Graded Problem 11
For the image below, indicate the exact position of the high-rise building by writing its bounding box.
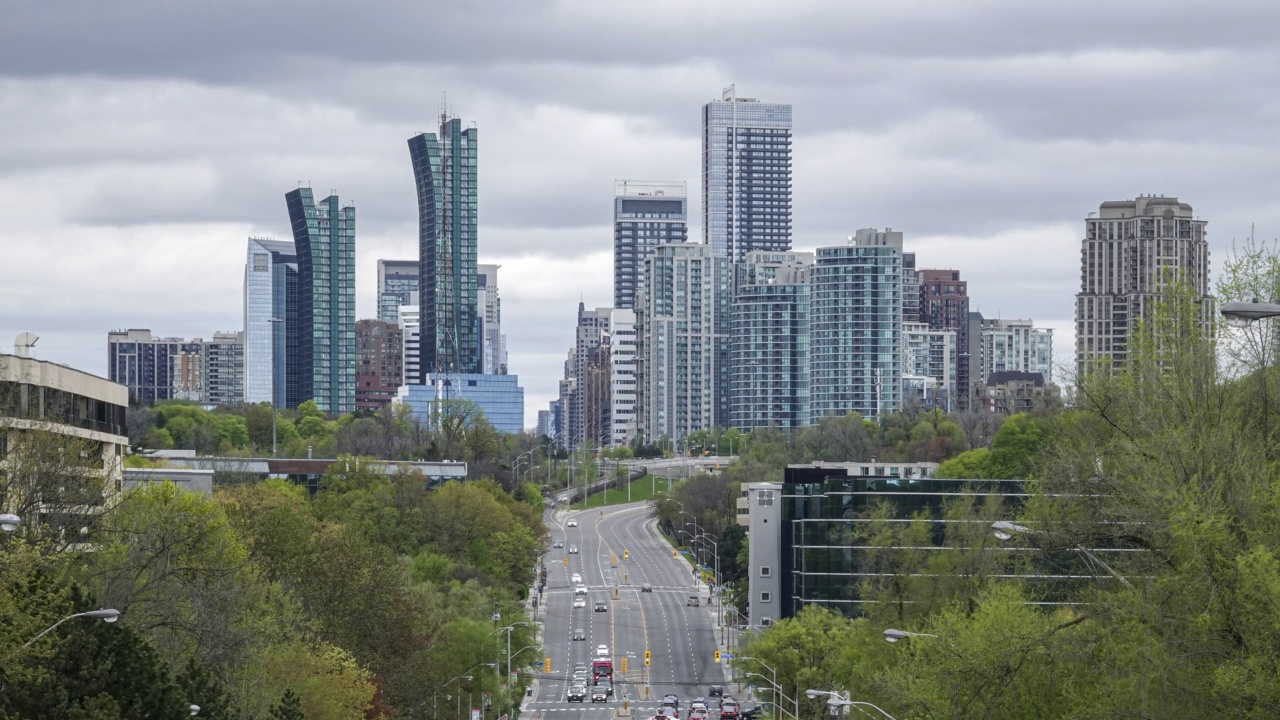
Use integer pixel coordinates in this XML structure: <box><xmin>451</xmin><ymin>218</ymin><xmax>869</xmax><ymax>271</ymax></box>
<box><xmin>556</xmin><ymin>304</ymin><xmax>612</xmax><ymax>450</ymax></box>
<box><xmin>919</xmin><ymin>269</ymin><xmax>971</xmax><ymax>408</ymax></box>
<box><xmin>107</xmin><ymin>329</ymin><xmax>201</xmax><ymax>406</ymax></box>
<box><xmin>409</xmin><ymin>115</ymin><xmax>479</xmax><ymax>380</ymax></box>
<box><xmin>1076</xmin><ymin>195</ymin><xmax>1212</xmax><ymax>377</ymax></box>
<box><xmin>809</xmin><ymin>229</ymin><xmax>903</xmax><ymax>421</ymax></box>
<box><xmin>243</xmin><ymin>237</ymin><xmax>300</xmax><ymax>408</ymax></box>
<box><xmin>582</xmin><ymin>339</ymin><xmax>612</xmax><ymax>450</ymax></box>
<box><xmin>537</xmin><ymin>409</ymin><xmax>553</xmax><ymax>440</ymax></box>
<box><xmin>902</xmin><ymin>252</ymin><xmax>920</xmax><ymax>324</ymax></box>
<box><xmin>477</xmin><ymin>264</ymin><xmax>507</xmax><ymax>375</ymax></box>
<box><xmin>974</xmin><ymin>316</ymin><xmax>1054</xmax><ymax>384</ymax></box>
<box><xmin>377</xmin><ymin>259</ymin><xmax>419</xmax><ymax>324</ymax></box>
<box><xmin>286</xmin><ymin>188</ymin><xmax>356</xmax><ymax>415</ymax></box>
<box><xmin>202</xmin><ymin>331</ymin><xmax>244</xmax><ymax>407</ymax></box>
<box><xmin>702</xmin><ymin>85</ymin><xmax>792</xmax><ymax>261</ymax></box>
<box><xmin>731</xmin><ymin>251</ymin><xmax>813</xmax><ymax>430</ymax></box>
<box><xmin>901</xmin><ymin>322</ymin><xmax>957</xmax><ymax>411</ymax></box>
<box><xmin>613</xmin><ymin>181</ymin><xmax>688</xmax><ymax>309</ymax></box>
<box><xmin>608</xmin><ymin>308</ymin><xmax>639</xmax><ymax>447</ymax></box>
<box><xmin>398</xmin><ymin>300</ymin><xmax>421</xmax><ymax>389</ymax></box>
<box><xmin>636</xmin><ymin>243</ymin><xmax>732</xmax><ymax>441</ymax></box>
<box><xmin>173</xmin><ymin>344</ymin><xmax>202</xmax><ymax>401</ymax></box>
<box><xmin>356</xmin><ymin>319</ymin><xmax>403</xmax><ymax>410</ymax></box>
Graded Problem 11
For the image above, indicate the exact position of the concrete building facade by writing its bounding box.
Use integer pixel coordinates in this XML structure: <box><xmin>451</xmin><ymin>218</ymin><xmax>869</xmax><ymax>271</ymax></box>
<box><xmin>356</xmin><ymin>319</ymin><xmax>403</xmax><ymax>410</ymax></box>
<box><xmin>202</xmin><ymin>331</ymin><xmax>244</xmax><ymax>407</ymax></box>
<box><xmin>614</xmin><ymin>180</ymin><xmax>689</xmax><ymax>309</ymax></box>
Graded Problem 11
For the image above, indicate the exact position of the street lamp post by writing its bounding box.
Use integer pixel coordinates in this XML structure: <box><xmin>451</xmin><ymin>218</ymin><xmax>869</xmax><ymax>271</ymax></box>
<box><xmin>991</xmin><ymin>521</ymin><xmax>1133</xmax><ymax>588</ymax></box>
<box><xmin>22</xmin><ymin>609</ymin><xmax>121</xmax><ymax>649</ymax></box>
<box><xmin>269</xmin><ymin>316</ymin><xmax>283</xmax><ymax>457</ymax></box>
<box><xmin>694</xmin><ymin>533</ymin><xmax>721</xmax><ymax>625</ymax></box>
<box><xmin>0</xmin><ymin>513</ymin><xmax>20</xmax><ymax>532</ymax></box>
<box><xmin>1222</xmin><ymin>299</ymin><xmax>1280</xmax><ymax>452</ymax></box>
<box><xmin>806</xmin><ymin>689</ymin><xmax>898</xmax><ymax>720</ymax></box>
<box><xmin>882</xmin><ymin>628</ymin><xmax>938</xmax><ymax>643</ymax></box>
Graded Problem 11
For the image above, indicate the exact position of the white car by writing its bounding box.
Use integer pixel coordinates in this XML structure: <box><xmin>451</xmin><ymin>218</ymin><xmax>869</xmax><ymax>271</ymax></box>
<box><xmin>573</xmin><ymin>597</ymin><xmax>587</xmax><ymax>609</ymax></box>
<box><xmin>571</xmin><ymin>573</ymin><xmax>582</xmax><ymax>584</ymax></box>
<box><xmin>567</xmin><ymin>519</ymin><xmax>578</xmax><ymax>527</ymax></box>
<box><xmin>575</xmin><ymin>585</ymin><xmax>589</xmax><ymax>595</ymax></box>
<box><xmin>596</xmin><ymin>644</ymin><xmax>609</xmax><ymax>658</ymax></box>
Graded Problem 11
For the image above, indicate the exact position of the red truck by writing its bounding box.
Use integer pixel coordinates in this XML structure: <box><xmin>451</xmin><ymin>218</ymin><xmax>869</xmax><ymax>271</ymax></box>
<box><xmin>592</xmin><ymin>659</ymin><xmax>613</xmax><ymax>684</ymax></box>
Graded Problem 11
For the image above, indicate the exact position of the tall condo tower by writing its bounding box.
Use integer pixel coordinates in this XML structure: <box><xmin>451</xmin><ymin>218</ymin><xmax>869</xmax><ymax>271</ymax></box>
<box><xmin>377</xmin><ymin>259</ymin><xmax>420</xmax><ymax>324</ymax></box>
<box><xmin>731</xmin><ymin>251</ymin><xmax>814</xmax><ymax>430</ymax></box>
<box><xmin>613</xmin><ymin>180</ymin><xmax>688</xmax><ymax>309</ymax></box>
<box><xmin>702</xmin><ymin>85</ymin><xmax>792</xmax><ymax>261</ymax></box>
<box><xmin>1076</xmin><ymin>196</ymin><xmax>1212</xmax><ymax>378</ymax></box>
<box><xmin>243</xmin><ymin>237</ymin><xmax>301</xmax><ymax>408</ymax></box>
<box><xmin>285</xmin><ymin>187</ymin><xmax>357</xmax><ymax>415</ymax></box>
<box><xmin>409</xmin><ymin>115</ymin><xmax>479</xmax><ymax>381</ymax></box>
<box><xmin>810</xmin><ymin>229</ymin><xmax>903</xmax><ymax>421</ymax></box>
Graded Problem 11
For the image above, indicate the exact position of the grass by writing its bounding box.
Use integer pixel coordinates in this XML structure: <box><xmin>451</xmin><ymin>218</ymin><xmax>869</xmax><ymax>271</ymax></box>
<box><xmin>569</xmin><ymin>476</ymin><xmax>667</xmax><ymax>509</ymax></box>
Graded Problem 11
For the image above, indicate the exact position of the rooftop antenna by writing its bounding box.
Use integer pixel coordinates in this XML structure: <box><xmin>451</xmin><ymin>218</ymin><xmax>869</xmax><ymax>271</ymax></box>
<box><xmin>13</xmin><ymin>332</ymin><xmax>38</xmax><ymax>358</ymax></box>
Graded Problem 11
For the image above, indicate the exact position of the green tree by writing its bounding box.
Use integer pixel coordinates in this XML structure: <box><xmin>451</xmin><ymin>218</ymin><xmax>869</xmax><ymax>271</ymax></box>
<box><xmin>214</xmin><ymin>414</ymin><xmax>250</xmax><ymax>449</ymax></box>
<box><xmin>269</xmin><ymin>690</ymin><xmax>304</xmax><ymax>720</ymax></box>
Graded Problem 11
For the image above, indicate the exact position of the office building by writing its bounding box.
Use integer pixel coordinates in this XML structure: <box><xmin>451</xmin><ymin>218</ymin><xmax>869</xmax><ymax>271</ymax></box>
<box><xmin>1076</xmin><ymin>195</ymin><xmax>1212</xmax><ymax>377</ymax></box>
<box><xmin>202</xmin><ymin>331</ymin><xmax>244</xmax><ymax>407</ymax></box>
<box><xmin>731</xmin><ymin>251</ymin><xmax>813</xmax><ymax>430</ymax></box>
<box><xmin>243</xmin><ymin>237</ymin><xmax>301</xmax><ymax>408</ymax></box>
<box><xmin>397</xmin><ymin>374</ymin><xmax>525</xmax><ymax>435</ymax></box>
<box><xmin>974</xmin><ymin>316</ymin><xmax>1054</xmax><ymax>384</ymax></box>
<box><xmin>919</xmin><ymin>269</ymin><xmax>971</xmax><ymax>408</ymax></box>
<box><xmin>409</xmin><ymin>115</ymin><xmax>480</xmax><ymax>380</ymax></box>
<box><xmin>636</xmin><ymin>243</ymin><xmax>732</xmax><ymax>441</ymax></box>
<box><xmin>107</xmin><ymin>329</ymin><xmax>201</xmax><ymax>406</ymax></box>
<box><xmin>614</xmin><ymin>180</ymin><xmax>689</xmax><ymax>309</ymax></box>
<box><xmin>556</xmin><ymin>304</ymin><xmax>612</xmax><ymax>450</ymax></box>
<box><xmin>398</xmin><ymin>300</ymin><xmax>421</xmax><ymax>389</ymax></box>
<box><xmin>477</xmin><ymin>264</ymin><xmax>507</xmax><ymax>375</ymax></box>
<box><xmin>702</xmin><ymin>86</ymin><xmax>793</xmax><ymax>261</ymax></box>
<box><xmin>537</xmin><ymin>409</ymin><xmax>553</xmax><ymax>440</ymax></box>
<box><xmin>809</xmin><ymin>229</ymin><xmax>903</xmax><ymax>422</ymax></box>
<box><xmin>901</xmin><ymin>322</ymin><xmax>957</xmax><ymax>411</ymax></box>
<box><xmin>377</xmin><ymin>259</ymin><xmax>419</xmax><ymax>324</ymax></box>
<box><xmin>356</xmin><ymin>319</ymin><xmax>403</xmax><ymax>410</ymax></box>
<box><xmin>286</xmin><ymin>188</ymin><xmax>356</xmax><ymax>415</ymax></box>
<box><xmin>2</xmin><ymin>341</ymin><xmax>129</xmax><ymax>519</ymax></box>
<box><xmin>582</xmin><ymin>339</ymin><xmax>612</xmax><ymax>449</ymax></box>
<box><xmin>608</xmin><ymin>308</ymin><xmax>639</xmax><ymax>447</ymax></box>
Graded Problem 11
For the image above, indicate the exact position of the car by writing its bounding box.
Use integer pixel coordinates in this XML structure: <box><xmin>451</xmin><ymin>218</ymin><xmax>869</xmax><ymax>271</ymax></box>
<box><xmin>662</xmin><ymin>694</ymin><xmax>679</xmax><ymax>709</ymax></box>
<box><xmin>568</xmin><ymin>685</ymin><xmax>586</xmax><ymax>703</ymax></box>
<box><xmin>691</xmin><ymin>699</ymin><xmax>708</xmax><ymax>713</ymax></box>
<box><xmin>573</xmin><ymin>628</ymin><xmax>586</xmax><ymax>641</ymax></box>
<box><xmin>690</xmin><ymin>713</ymin><xmax>707</xmax><ymax>720</ymax></box>
<box><xmin>720</xmin><ymin>703</ymin><xmax>740</xmax><ymax>719</ymax></box>
<box><xmin>591</xmin><ymin>686</ymin><xmax>609</xmax><ymax>703</ymax></box>
<box><xmin>688</xmin><ymin>595</ymin><xmax>701</xmax><ymax>607</ymax></box>
<box><xmin>571</xmin><ymin>573</ymin><xmax>583</xmax><ymax>584</ymax></box>
<box><xmin>573</xmin><ymin>597</ymin><xmax>586</xmax><ymax>608</ymax></box>
<box><xmin>656</xmin><ymin>708</ymin><xmax>679</xmax><ymax>720</ymax></box>
<box><xmin>594</xmin><ymin>601</ymin><xmax>608</xmax><ymax>612</ymax></box>
<box><xmin>553</xmin><ymin>540</ymin><xmax>564</xmax><ymax>548</ymax></box>
<box><xmin>740</xmin><ymin>706</ymin><xmax>762</xmax><ymax>720</ymax></box>
<box><xmin>720</xmin><ymin>696</ymin><xmax>739</xmax><ymax>710</ymax></box>
<box><xmin>575</xmin><ymin>585</ymin><xmax>589</xmax><ymax>595</ymax></box>
<box><xmin>569</xmin><ymin>546</ymin><xmax>579</xmax><ymax>554</ymax></box>
<box><xmin>573</xmin><ymin>672</ymin><xmax>589</xmax><ymax>685</ymax></box>
<box><xmin>567</xmin><ymin>519</ymin><xmax>578</xmax><ymax>527</ymax></box>
<box><xmin>596</xmin><ymin>644</ymin><xmax>610</xmax><ymax>658</ymax></box>
<box><xmin>641</xmin><ymin>583</ymin><xmax>653</xmax><ymax>593</ymax></box>
<box><xmin>709</xmin><ymin>686</ymin><xmax>724</xmax><ymax>698</ymax></box>
<box><xmin>597</xmin><ymin>680</ymin><xmax>614</xmax><ymax>697</ymax></box>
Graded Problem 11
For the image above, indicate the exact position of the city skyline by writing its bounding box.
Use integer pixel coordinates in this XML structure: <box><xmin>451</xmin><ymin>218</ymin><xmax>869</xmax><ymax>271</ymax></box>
<box><xmin>7</xmin><ymin>1</ymin><xmax>1278</xmax><ymax>426</ymax></box>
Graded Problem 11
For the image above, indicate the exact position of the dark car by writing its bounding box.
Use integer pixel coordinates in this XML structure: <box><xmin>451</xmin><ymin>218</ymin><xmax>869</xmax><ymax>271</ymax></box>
<box><xmin>708</xmin><ymin>686</ymin><xmax>724</xmax><ymax>698</ymax></box>
<box><xmin>662</xmin><ymin>694</ymin><xmax>679</xmax><ymax>707</ymax></box>
<box><xmin>740</xmin><ymin>706</ymin><xmax>762</xmax><ymax>720</ymax></box>
<box><xmin>591</xmin><ymin>686</ymin><xmax>609</xmax><ymax>703</ymax></box>
<box><xmin>720</xmin><ymin>703</ymin><xmax>740</xmax><ymax>720</ymax></box>
<box><xmin>641</xmin><ymin>583</ymin><xmax>653</xmax><ymax>592</ymax></box>
<box><xmin>568</xmin><ymin>685</ymin><xmax>586</xmax><ymax>703</ymax></box>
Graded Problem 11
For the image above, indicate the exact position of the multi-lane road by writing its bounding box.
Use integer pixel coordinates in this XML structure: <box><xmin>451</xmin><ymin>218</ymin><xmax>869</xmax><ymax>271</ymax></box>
<box><xmin>527</xmin><ymin>502</ymin><xmax>726</xmax><ymax>719</ymax></box>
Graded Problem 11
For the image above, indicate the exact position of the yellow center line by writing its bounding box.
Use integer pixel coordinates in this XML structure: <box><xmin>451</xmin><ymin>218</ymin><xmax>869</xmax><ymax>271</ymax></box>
<box><xmin>593</xmin><ymin>505</ymin><xmax>650</xmax><ymax>701</ymax></box>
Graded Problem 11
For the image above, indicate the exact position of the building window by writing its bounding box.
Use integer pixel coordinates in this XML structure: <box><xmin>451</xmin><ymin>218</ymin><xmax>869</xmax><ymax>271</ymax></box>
<box><xmin>760</xmin><ymin>591</ymin><xmax>772</xmax><ymax>603</ymax></box>
<box><xmin>760</xmin><ymin>566</ymin><xmax>771</xmax><ymax>577</ymax></box>
<box><xmin>761</xmin><ymin>617</ymin><xmax>773</xmax><ymax>628</ymax></box>
<box><xmin>757</xmin><ymin>489</ymin><xmax>774</xmax><ymax>506</ymax></box>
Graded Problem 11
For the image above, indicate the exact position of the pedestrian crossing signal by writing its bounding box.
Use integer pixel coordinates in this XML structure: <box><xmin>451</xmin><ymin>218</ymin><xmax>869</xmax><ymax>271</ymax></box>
<box><xmin>715</xmin><ymin>650</ymin><xmax>721</xmax><ymax>663</ymax></box>
<box><xmin>644</xmin><ymin>650</ymin><xmax>651</xmax><ymax>666</ymax></box>
<box><xmin>545</xmin><ymin>657</ymin><xmax>551</xmax><ymax>673</ymax></box>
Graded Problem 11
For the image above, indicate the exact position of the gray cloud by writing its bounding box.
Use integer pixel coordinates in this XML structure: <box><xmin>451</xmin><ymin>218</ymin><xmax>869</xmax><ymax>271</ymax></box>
<box><xmin>3</xmin><ymin>0</ymin><xmax>1279</xmax><ymax>423</ymax></box>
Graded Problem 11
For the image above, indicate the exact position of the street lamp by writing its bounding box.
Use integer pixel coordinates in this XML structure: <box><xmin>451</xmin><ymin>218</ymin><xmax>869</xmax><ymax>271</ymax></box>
<box><xmin>269</xmin><ymin>317</ymin><xmax>284</xmax><ymax>457</ymax></box>
<box><xmin>497</xmin><ymin>623</ymin><xmax>530</xmax><ymax>684</ymax></box>
<box><xmin>991</xmin><ymin>521</ymin><xmax>1133</xmax><ymax>589</ymax></box>
<box><xmin>805</xmin><ymin>690</ymin><xmax>898</xmax><ymax>720</ymax></box>
<box><xmin>882</xmin><ymin>628</ymin><xmax>937</xmax><ymax>643</ymax></box>
<box><xmin>23</xmin><ymin>609</ymin><xmax>121</xmax><ymax>648</ymax></box>
<box><xmin>742</xmin><ymin>671</ymin><xmax>799</xmax><ymax>720</ymax></box>
<box><xmin>0</xmin><ymin>513</ymin><xmax>20</xmax><ymax>532</ymax></box>
<box><xmin>1221</xmin><ymin>299</ymin><xmax>1280</xmax><ymax>452</ymax></box>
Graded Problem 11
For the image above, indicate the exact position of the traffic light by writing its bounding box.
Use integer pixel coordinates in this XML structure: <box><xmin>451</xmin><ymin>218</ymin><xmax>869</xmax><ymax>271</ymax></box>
<box><xmin>673</xmin><ymin>550</ymin><xmax>678</xmax><ymax>558</ymax></box>
<box><xmin>644</xmin><ymin>650</ymin><xmax>651</xmax><ymax>666</ymax></box>
<box><xmin>544</xmin><ymin>657</ymin><xmax>552</xmax><ymax>673</ymax></box>
<box><xmin>624</xmin><ymin>550</ymin><xmax>629</xmax><ymax>560</ymax></box>
<box><xmin>621</xmin><ymin>657</ymin><xmax>629</xmax><ymax>672</ymax></box>
<box><xmin>714</xmin><ymin>650</ymin><xmax>721</xmax><ymax>663</ymax></box>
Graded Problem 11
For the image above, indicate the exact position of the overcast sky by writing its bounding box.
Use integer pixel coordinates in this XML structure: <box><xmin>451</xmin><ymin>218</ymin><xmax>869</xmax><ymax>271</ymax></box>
<box><xmin>4</xmin><ymin>0</ymin><xmax>1278</xmax><ymax>427</ymax></box>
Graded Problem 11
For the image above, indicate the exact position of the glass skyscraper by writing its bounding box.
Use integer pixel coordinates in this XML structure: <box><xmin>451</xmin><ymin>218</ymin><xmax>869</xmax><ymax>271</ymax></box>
<box><xmin>377</xmin><ymin>259</ymin><xmax>419</xmax><ymax>324</ymax></box>
<box><xmin>286</xmin><ymin>188</ymin><xmax>356</xmax><ymax>415</ymax></box>
<box><xmin>613</xmin><ymin>180</ymin><xmax>688</xmax><ymax>309</ymax></box>
<box><xmin>731</xmin><ymin>251</ymin><xmax>813</xmax><ymax>430</ymax></box>
<box><xmin>243</xmin><ymin>237</ymin><xmax>301</xmax><ymax>408</ymax></box>
<box><xmin>409</xmin><ymin>115</ymin><xmax>479</xmax><ymax>380</ymax></box>
<box><xmin>702</xmin><ymin>86</ymin><xmax>792</xmax><ymax>261</ymax></box>
<box><xmin>810</xmin><ymin>229</ymin><xmax>903</xmax><ymax>421</ymax></box>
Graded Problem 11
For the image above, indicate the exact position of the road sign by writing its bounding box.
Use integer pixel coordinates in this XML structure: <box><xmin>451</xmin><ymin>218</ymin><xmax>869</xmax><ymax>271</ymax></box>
<box><xmin>715</xmin><ymin>650</ymin><xmax>721</xmax><ymax>663</ymax></box>
<box><xmin>544</xmin><ymin>657</ymin><xmax>552</xmax><ymax>672</ymax></box>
